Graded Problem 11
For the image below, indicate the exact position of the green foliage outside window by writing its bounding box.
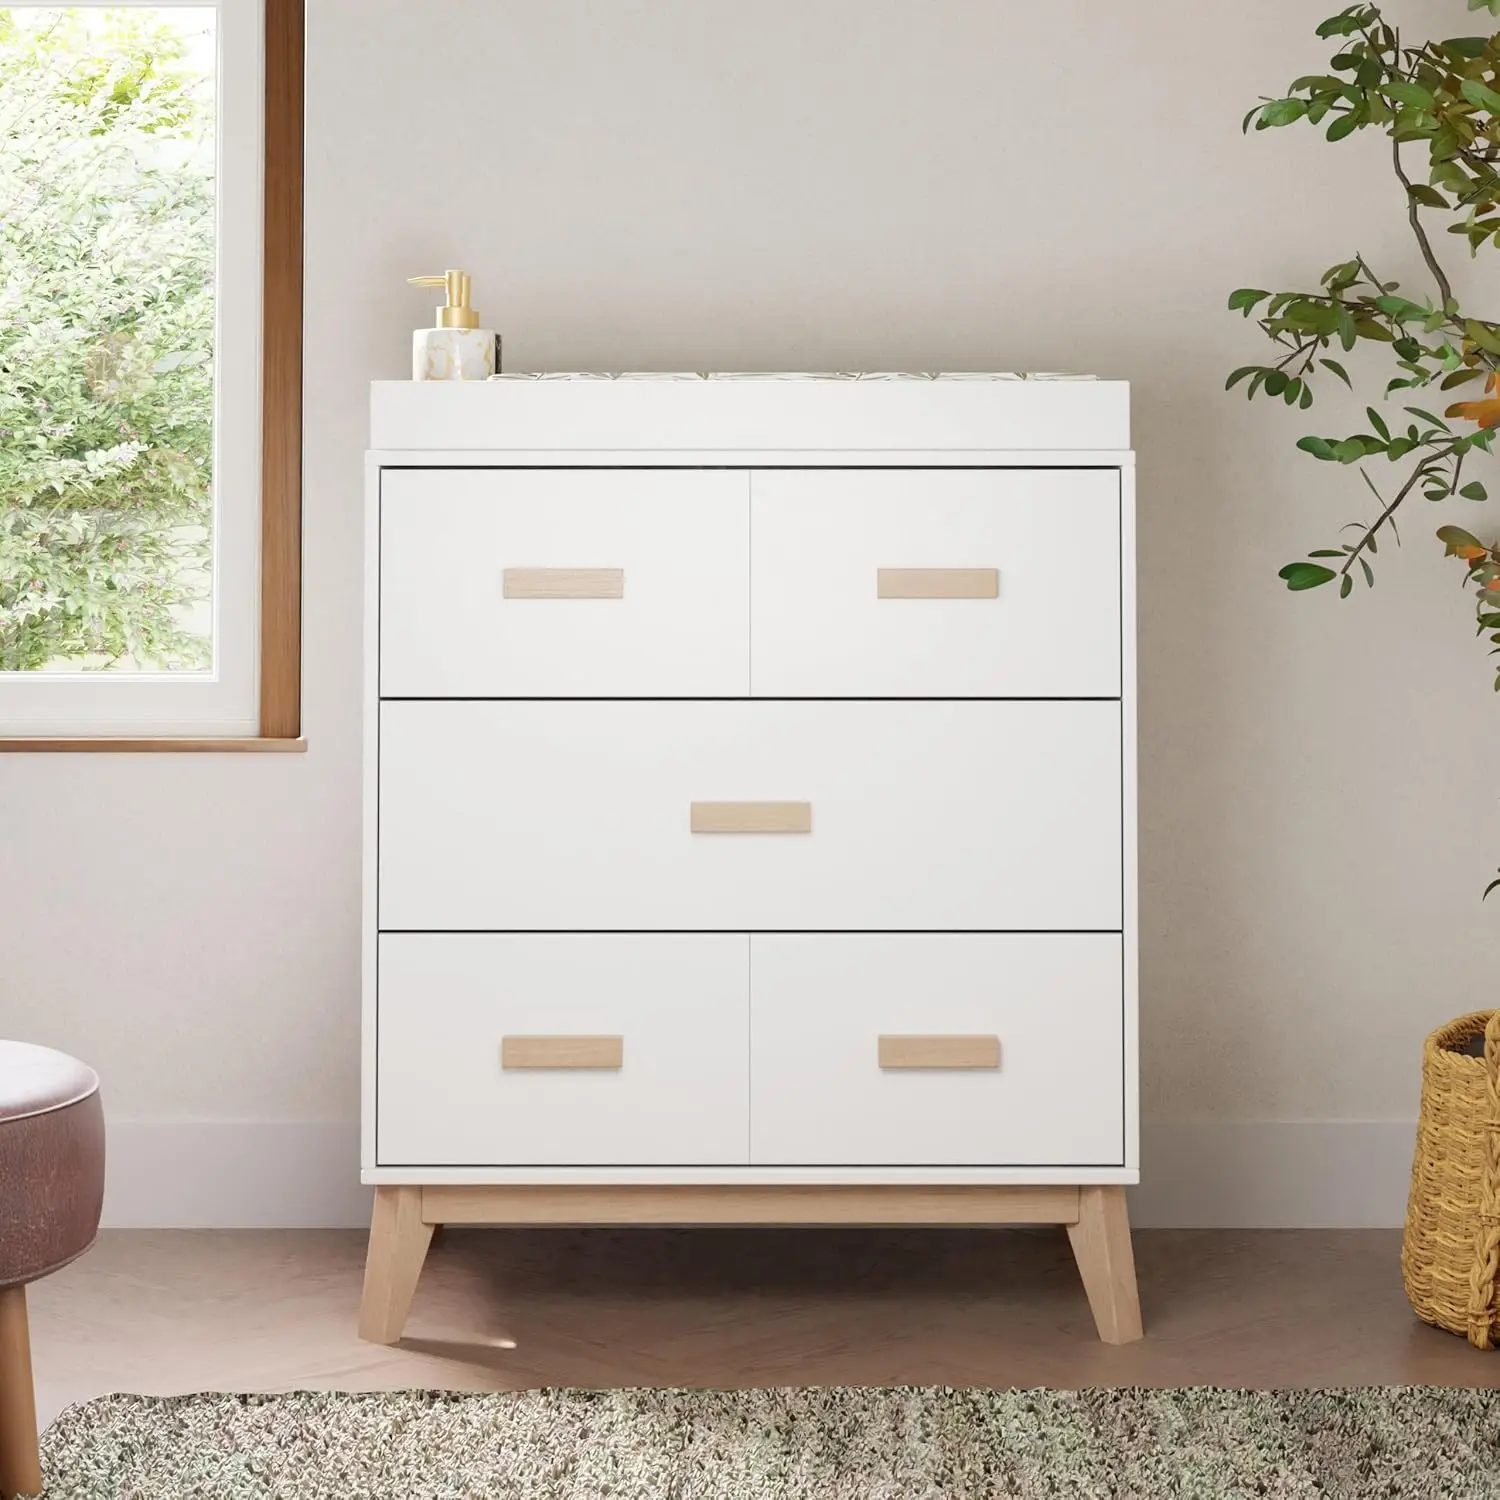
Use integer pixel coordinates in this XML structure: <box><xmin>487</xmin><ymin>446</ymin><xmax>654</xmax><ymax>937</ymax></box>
<box><xmin>0</xmin><ymin>8</ymin><xmax>215</xmax><ymax>672</ymax></box>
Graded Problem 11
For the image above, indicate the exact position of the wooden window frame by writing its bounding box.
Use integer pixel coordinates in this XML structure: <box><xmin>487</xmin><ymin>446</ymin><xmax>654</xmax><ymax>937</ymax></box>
<box><xmin>0</xmin><ymin>0</ymin><xmax>304</xmax><ymax>754</ymax></box>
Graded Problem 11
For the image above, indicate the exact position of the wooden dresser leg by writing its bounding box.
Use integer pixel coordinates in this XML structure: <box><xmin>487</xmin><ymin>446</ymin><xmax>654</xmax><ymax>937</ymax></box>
<box><xmin>0</xmin><ymin>1285</ymin><xmax>41</xmax><ymax>1500</ymax></box>
<box><xmin>358</xmin><ymin>1186</ymin><xmax>434</xmax><ymax>1345</ymax></box>
<box><xmin>1066</xmin><ymin>1185</ymin><xmax>1143</xmax><ymax>1345</ymax></box>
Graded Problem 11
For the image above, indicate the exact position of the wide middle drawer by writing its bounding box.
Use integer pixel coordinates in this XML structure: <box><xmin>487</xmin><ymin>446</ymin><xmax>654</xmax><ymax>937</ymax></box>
<box><xmin>378</xmin><ymin>700</ymin><xmax>1123</xmax><ymax>930</ymax></box>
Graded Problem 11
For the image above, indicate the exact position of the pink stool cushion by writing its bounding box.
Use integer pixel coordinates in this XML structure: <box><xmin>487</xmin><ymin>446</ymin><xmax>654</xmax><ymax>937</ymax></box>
<box><xmin>0</xmin><ymin>1042</ymin><xmax>105</xmax><ymax>1289</ymax></box>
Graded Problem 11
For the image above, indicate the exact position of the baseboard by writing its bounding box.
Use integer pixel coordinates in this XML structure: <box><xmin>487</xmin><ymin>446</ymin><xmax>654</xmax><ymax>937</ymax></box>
<box><xmin>1131</xmin><ymin>1120</ymin><xmax>1414</xmax><ymax>1229</ymax></box>
<box><xmin>102</xmin><ymin>1120</ymin><xmax>373</xmax><ymax>1229</ymax></box>
<box><xmin>99</xmin><ymin>1119</ymin><xmax>1416</xmax><ymax>1229</ymax></box>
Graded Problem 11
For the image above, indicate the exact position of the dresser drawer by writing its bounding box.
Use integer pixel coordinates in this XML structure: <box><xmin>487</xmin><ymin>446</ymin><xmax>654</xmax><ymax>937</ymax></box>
<box><xmin>749</xmin><ymin>934</ymin><xmax>1124</xmax><ymax>1165</ymax></box>
<box><xmin>750</xmin><ymin>469</ymin><xmax>1120</xmax><ymax>697</ymax></box>
<box><xmin>379</xmin><ymin>469</ymin><xmax>749</xmax><ymax>697</ymax></box>
<box><xmin>378</xmin><ymin>700</ymin><xmax>1123</xmax><ymax>931</ymax></box>
<box><xmin>376</xmin><ymin>934</ymin><xmax>749</xmax><ymax>1165</ymax></box>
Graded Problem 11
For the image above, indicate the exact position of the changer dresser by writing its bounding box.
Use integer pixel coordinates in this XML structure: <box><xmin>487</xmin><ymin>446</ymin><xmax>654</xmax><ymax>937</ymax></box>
<box><xmin>360</xmin><ymin>374</ymin><xmax>1141</xmax><ymax>1344</ymax></box>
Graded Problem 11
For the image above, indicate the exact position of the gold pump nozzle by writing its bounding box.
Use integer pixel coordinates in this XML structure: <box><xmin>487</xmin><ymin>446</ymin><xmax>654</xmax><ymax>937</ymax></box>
<box><xmin>408</xmin><ymin>270</ymin><xmax>479</xmax><ymax>330</ymax></box>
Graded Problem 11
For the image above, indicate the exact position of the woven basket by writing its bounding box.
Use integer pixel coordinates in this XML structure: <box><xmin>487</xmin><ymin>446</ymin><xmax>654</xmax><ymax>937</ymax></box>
<box><xmin>1402</xmin><ymin>1010</ymin><xmax>1500</xmax><ymax>1348</ymax></box>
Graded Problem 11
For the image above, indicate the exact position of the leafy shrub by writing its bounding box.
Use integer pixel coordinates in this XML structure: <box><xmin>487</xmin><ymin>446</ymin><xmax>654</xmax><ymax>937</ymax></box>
<box><xmin>0</xmin><ymin>7</ymin><xmax>215</xmax><ymax>672</ymax></box>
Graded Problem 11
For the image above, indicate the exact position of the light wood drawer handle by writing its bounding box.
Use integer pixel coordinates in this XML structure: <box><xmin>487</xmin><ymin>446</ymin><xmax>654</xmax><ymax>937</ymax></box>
<box><xmin>690</xmin><ymin>801</ymin><xmax>812</xmax><ymax>834</ymax></box>
<box><xmin>502</xmin><ymin>568</ymin><xmax>624</xmax><ymax>600</ymax></box>
<box><xmin>878</xmin><ymin>1035</ymin><xmax>1001</xmax><ymax>1070</ymax></box>
<box><xmin>501</xmin><ymin>1036</ymin><xmax>624</xmax><ymax>1070</ymax></box>
<box><xmin>877</xmin><ymin>568</ymin><xmax>998</xmax><ymax>599</ymax></box>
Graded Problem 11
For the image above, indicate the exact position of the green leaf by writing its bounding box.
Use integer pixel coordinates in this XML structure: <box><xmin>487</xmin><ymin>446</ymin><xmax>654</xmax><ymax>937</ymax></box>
<box><xmin>1438</xmin><ymin>524</ymin><xmax>1485</xmax><ymax>552</ymax></box>
<box><xmin>1228</xmin><ymin>288</ymin><xmax>1270</xmax><ymax>314</ymax></box>
<box><xmin>1300</xmin><ymin>385</ymin><xmax>1315</xmax><ymax>409</ymax></box>
<box><xmin>1460</xmin><ymin>77</ymin><xmax>1500</xmax><ymax>113</ymax></box>
<box><xmin>1317</xmin><ymin>13</ymin><xmax>1366</xmax><ymax>36</ymax></box>
<box><xmin>1264</xmin><ymin>370</ymin><xmax>1289</xmax><ymax>397</ymax></box>
<box><xmin>1360</xmin><ymin>556</ymin><xmax>1375</xmax><ymax>587</ymax></box>
<box><xmin>1297</xmin><ymin>435</ymin><xmax>1338</xmax><ymax>460</ymax></box>
<box><xmin>1405</xmin><ymin>406</ymin><xmax>1453</xmax><ymax>429</ymax></box>
<box><xmin>1326</xmin><ymin>111</ymin><xmax>1361</xmax><ymax>141</ymax></box>
<box><xmin>1407</xmin><ymin>183</ymin><xmax>1449</xmax><ymax>209</ymax></box>
<box><xmin>1226</xmin><ymin>365</ymin><xmax>1260</xmax><ymax>391</ymax></box>
<box><xmin>1377</xmin><ymin>294</ymin><xmax>1429</xmax><ymax>322</ymax></box>
<box><xmin>1259</xmin><ymin>97</ymin><xmax>1308</xmax><ymax>128</ymax></box>
<box><xmin>1279</xmin><ymin>561</ymin><xmax>1338</xmax><ymax>591</ymax></box>
<box><xmin>1321</xmin><ymin>258</ymin><xmax>1362</xmax><ymax>289</ymax></box>
<box><xmin>1333</xmin><ymin>438</ymin><xmax>1367</xmax><ymax>463</ymax></box>
<box><xmin>1466</xmin><ymin>319</ymin><xmax>1500</xmax><ymax>355</ymax></box>
<box><xmin>1463</xmin><ymin>481</ymin><xmax>1490</xmax><ymax>500</ymax></box>
<box><xmin>1340</xmin><ymin>574</ymin><xmax>1354</xmax><ymax>598</ymax></box>
<box><xmin>1441</xmin><ymin>368</ymin><xmax>1485</xmax><ymax>390</ymax></box>
<box><xmin>1320</xmin><ymin>358</ymin><xmax>1353</xmax><ymax>387</ymax></box>
<box><xmin>1385</xmin><ymin>79</ymin><xmax>1436</xmax><ymax>109</ymax></box>
<box><xmin>1366</xmin><ymin>406</ymin><xmax>1391</xmax><ymax>441</ymax></box>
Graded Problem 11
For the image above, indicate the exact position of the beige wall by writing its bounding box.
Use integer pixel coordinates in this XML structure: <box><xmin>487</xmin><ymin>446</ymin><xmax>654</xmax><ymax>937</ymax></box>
<box><xmin>4</xmin><ymin>0</ymin><xmax>1487</xmax><ymax>1225</ymax></box>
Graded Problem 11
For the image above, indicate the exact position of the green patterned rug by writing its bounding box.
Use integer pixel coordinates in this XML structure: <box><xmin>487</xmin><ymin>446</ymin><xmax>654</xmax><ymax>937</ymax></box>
<box><xmin>37</xmin><ymin>1386</ymin><xmax>1500</xmax><ymax>1498</ymax></box>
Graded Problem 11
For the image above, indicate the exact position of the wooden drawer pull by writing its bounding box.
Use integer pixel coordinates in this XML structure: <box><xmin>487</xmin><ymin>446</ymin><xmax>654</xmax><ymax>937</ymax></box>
<box><xmin>501</xmin><ymin>1036</ymin><xmax>624</xmax><ymax>1070</ymax></box>
<box><xmin>502</xmin><ymin>568</ymin><xmax>624</xmax><ymax>600</ymax></box>
<box><xmin>690</xmin><ymin>801</ymin><xmax>812</xmax><ymax>834</ymax></box>
<box><xmin>876</xmin><ymin>568</ymin><xmax>998</xmax><ymax>600</ymax></box>
<box><xmin>878</xmin><ymin>1035</ymin><xmax>1000</xmax><ymax>1070</ymax></box>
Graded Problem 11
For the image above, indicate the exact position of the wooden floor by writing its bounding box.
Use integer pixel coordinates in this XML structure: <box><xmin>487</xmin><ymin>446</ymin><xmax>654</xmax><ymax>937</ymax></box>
<box><xmin>25</xmin><ymin>1227</ymin><xmax>1500</xmax><ymax>1428</ymax></box>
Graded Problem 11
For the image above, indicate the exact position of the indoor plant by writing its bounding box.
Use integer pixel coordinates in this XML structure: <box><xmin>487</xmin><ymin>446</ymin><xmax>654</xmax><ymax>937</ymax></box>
<box><xmin>1233</xmin><ymin>1</ymin><xmax>1500</xmax><ymax>694</ymax></box>
<box><xmin>1232</xmin><ymin>0</ymin><xmax>1500</xmax><ymax>1348</ymax></box>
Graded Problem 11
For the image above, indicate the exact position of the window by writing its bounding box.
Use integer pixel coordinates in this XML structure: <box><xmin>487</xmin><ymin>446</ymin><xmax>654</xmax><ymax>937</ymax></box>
<box><xmin>0</xmin><ymin>0</ymin><xmax>301</xmax><ymax>746</ymax></box>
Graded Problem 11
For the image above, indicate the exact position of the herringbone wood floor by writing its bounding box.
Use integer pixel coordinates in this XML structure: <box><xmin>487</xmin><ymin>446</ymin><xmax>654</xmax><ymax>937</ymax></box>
<box><xmin>26</xmin><ymin>1227</ymin><xmax>1500</xmax><ymax>1428</ymax></box>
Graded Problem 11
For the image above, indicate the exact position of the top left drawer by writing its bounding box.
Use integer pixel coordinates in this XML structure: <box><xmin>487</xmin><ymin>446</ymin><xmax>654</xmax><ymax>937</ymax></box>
<box><xmin>379</xmin><ymin>470</ymin><xmax>750</xmax><ymax>697</ymax></box>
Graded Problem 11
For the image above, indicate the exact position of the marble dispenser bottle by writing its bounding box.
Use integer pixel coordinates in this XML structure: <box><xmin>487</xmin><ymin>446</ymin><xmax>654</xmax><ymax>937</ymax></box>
<box><xmin>408</xmin><ymin>270</ymin><xmax>498</xmax><ymax>380</ymax></box>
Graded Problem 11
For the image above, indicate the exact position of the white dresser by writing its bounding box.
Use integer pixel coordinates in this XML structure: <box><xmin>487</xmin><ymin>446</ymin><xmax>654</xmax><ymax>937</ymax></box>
<box><xmin>359</xmin><ymin>375</ymin><xmax>1141</xmax><ymax>1345</ymax></box>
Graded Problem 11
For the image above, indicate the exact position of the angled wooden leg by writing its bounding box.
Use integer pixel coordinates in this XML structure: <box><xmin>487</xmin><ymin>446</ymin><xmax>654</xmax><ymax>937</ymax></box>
<box><xmin>358</xmin><ymin>1186</ymin><xmax>434</xmax><ymax>1345</ymax></box>
<box><xmin>0</xmin><ymin>1285</ymin><xmax>41</xmax><ymax>1500</ymax></box>
<box><xmin>1066</xmin><ymin>1185</ymin><xmax>1143</xmax><ymax>1344</ymax></box>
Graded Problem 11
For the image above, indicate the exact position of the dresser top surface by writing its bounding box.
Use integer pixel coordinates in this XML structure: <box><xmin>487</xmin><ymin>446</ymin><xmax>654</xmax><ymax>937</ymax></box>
<box><xmin>371</xmin><ymin>376</ymin><xmax>1131</xmax><ymax>456</ymax></box>
<box><xmin>485</xmin><ymin>371</ymin><xmax>1101</xmax><ymax>382</ymax></box>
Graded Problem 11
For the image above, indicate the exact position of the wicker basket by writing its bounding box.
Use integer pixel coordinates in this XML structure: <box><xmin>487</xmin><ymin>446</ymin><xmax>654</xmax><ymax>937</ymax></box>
<box><xmin>1403</xmin><ymin>1010</ymin><xmax>1500</xmax><ymax>1348</ymax></box>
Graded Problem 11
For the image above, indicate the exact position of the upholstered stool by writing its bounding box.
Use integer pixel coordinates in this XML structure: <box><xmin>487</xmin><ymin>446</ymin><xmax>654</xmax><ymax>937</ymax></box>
<box><xmin>0</xmin><ymin>1044</ymin><xmax>104</xmax><ymax>1499</ymax></box>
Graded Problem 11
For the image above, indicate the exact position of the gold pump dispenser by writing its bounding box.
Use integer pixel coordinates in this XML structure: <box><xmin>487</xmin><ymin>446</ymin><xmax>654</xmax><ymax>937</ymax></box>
<box><xmin>409</xmin><ymin>270</ymin><xmax>480</xmax><ymax>330</ymax></box>
<box><xmin>407</xmin><ymin>269</ymin><xmax>497</xmax><ymax>379</ymax></box>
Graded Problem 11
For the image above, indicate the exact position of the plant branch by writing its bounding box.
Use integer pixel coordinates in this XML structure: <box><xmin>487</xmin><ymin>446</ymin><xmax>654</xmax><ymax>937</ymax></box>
<box><xmin>1392</xmin><ymin>137</ymin><xmax>1455</xmax><ymax>309</ymax></box>
<box><xmin>1339</xmin><ymin>457</ymin><xmax>1438</xmax><ymax>579</ymax></box>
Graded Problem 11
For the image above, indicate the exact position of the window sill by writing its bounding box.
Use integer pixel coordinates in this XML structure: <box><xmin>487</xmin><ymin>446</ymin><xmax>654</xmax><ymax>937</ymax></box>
<box><xmin>0</xmin><ymin>737</ymin><xmax>307</xmax><ymax>753</ymax></box>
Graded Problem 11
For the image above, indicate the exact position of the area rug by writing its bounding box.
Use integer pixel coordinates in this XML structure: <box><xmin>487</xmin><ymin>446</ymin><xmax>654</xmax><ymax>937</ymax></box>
<box><xmin>36</xmin><ymin>1386</ymin><xmax>1500</xmax><ymax>1499</ymax></box>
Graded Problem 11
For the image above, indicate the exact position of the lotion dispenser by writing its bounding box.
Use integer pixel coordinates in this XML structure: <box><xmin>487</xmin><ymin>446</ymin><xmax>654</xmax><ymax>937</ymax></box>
<box><xmin>408</xmin><ymin>270</ymin><xmax>498</xmax><ymax>380</ymax></box>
